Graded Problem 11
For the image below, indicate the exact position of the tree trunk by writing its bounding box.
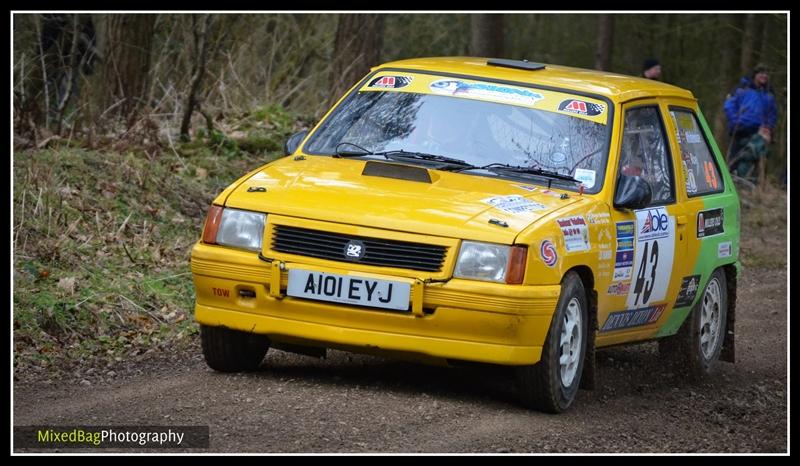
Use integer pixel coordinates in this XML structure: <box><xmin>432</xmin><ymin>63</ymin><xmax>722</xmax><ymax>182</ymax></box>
<box><xmin>739</xmin><ymin>13</ymin><xmax>757</xmax><ymax>77</ymax></box>
<box><xmin>594</xmin><ymin>15</ymin><xmax>614</xmax><ymax>71</ymax></box>
<box><xmin>470</xmin><ymin>14</ymin><xmax>504</xmax><ymax>58</ymax></box>
<box><xmin>102</xmin><ymin>14</ymin><xmax>156</xmax><ymax>124</ymax></box>
<box><xmin>180</xmin><ymin>14</ymin><xmax>212</xmax><ymax>141</ymax></box>
<box><xmin>713</xmin><ymin>15</ymin><xmax>741</xmax><ymax>149</ymax></box>
<box><xmin>330</xmin><ymin>14</ymin><xmax>384</xmax><ymax>104</ymax></box>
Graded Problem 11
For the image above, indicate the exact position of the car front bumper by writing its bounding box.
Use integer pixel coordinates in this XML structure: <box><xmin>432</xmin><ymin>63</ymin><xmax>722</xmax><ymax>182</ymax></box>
<box><xmin>191</xmin><ymin>242</ymin><xmax>561</xmax><ymax>366</ymax></box>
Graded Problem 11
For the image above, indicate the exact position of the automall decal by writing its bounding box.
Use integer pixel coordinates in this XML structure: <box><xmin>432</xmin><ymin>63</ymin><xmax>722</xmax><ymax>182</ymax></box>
<box><xmin>482</xmin><ymin>195</ymin><xmax>546</xmax><ymax>214</ymax></box>
<box><xmin>626</xmin><ymin>208</ymin><xmax>675</xmax><ymax>310</ymax></box>
<box><xmin>675</xmin><ymin>275</ymin><xmax>701</xmax><ymax>307</ymax></box>
<box><xmin>607</xmin><ymin>281</ymin><xmax>631</xmax><ymax>296</ymax></box>
<box><xmin>697</xmin><ymin>208</ymin><xmax>724</xmax><ymax>238</ymax></box>
<box><xmin>540</xmin><ymin>240</ymin><xmax>558</xmax><ymax>267</ymax></box>
<box><xmin>558</xmin><ymin>99</ymin><xmax>605</xmax><ymax>116</ymax></box>
<box><xmin>556</xmin><ymin>216</ymin><xmax>590</xmax><ymax>252</ymax></box>
<box><xmin>368</xmin><ymin>75</ymin><xmax>413</xmax><ymax>89</ymax></box>
<box><xmin>600</xmin><ymin>304</ymin><xmax>667</xmax><ymax>332</ymax></box>
<box><xmin>429</xmin><ymin>79</ymin><xmax>543</xmax><ymax>106</ymax></box>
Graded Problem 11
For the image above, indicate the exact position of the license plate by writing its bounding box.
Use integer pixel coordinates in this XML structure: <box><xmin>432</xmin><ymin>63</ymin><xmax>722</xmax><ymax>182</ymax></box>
<box><xmin>286</xmin><ymin>269</ymin><xmax>411</xmax><ymax>311</ymax></box>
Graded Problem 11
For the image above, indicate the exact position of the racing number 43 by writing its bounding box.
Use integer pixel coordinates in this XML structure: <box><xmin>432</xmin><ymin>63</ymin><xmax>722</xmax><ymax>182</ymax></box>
<box><xmin>633</xmin><ymin>241</ymin><xmax>659</xmax><ymax>306</ymax></box>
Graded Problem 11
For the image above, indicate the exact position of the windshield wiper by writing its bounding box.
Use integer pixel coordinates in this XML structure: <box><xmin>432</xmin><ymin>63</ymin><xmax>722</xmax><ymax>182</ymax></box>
<box><xmin>377</xmin><ymin>150</ymin><xmax>472</xmax><ymax>168</ymax></box>
<box><xmin>333</xmin><ymin>144</ymin><xmax>472</xmax><ymax>168</ymax></box>
<box><xmin>456</xmin><ymin>163</ymin><xmax>580</xmax><ymax>185</ymax></box>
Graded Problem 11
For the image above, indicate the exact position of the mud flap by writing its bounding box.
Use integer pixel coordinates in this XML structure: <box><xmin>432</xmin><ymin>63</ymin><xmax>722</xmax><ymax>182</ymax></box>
<box><xmin>580</xmin><ymin>289</ymin><xmax>598</xmax><ymax>390</ymax></box>
<box><xmin>720</xmin><ymin>266</ymin><xmax>737</xmax><ymax>363</ymax></box>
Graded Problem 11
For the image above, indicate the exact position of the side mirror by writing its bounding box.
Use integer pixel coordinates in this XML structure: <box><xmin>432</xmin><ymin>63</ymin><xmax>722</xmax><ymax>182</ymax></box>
<box><xmin>614</xmin><ymin>175</ymin><xmax>652</xmax><ymax>210</ymax></box>
<box><xmin>284</xmin><ymin>130</ymin><xmax>309</xmax><ymax>155</ymax></box>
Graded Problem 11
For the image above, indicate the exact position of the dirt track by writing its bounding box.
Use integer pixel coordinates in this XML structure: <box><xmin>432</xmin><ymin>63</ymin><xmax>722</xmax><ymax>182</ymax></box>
<box><xmin>13</xmin><ymin>264</ymin><xmax>787</xmax><ymax>453</ymax></box>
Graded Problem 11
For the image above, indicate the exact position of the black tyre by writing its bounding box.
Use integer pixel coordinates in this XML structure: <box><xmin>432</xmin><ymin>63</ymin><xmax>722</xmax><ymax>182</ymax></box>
<box><xmin>201</xmin><ymin>325</ymin><xmax>270</xmax><ymax>372</ymax></box>
<box><xmin>658</xmin><ymin>268</ymin><xmax>728</xmax><ymax>379</ymax></box>
<box><xmin>517</xmin><ymin>272</ymin><xmax>588</xmax><ymax>413</ymax></box>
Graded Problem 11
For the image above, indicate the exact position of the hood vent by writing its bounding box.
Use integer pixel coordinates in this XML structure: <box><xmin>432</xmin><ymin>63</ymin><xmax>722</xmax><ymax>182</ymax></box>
<box><xmin>362</xmin><ymin>161</ymin><xmax>432</xmax><ymax>183</ymax></box>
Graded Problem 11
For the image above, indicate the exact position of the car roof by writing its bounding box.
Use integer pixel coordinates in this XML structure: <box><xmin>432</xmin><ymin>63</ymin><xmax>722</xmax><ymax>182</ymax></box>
<box><xmin>375</xmin><ymin>57</ymin><xmax>696</xmax><ymax>103</ymax></box>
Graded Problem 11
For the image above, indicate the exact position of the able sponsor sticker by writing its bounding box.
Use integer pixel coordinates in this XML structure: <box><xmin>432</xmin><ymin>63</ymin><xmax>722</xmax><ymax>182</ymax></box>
<box><xmin>482</xmin><ymin>195</ymin><xmax>546</xmax><ymax>214</ymax></box>
<box><xmin>675</xmin><ymin>275</ymin><xmax>701</xmax><ymax>307</ymax></box>
<box><xmin>600</xmin><ymin>304</ymin><xmax>667</xmax><ymax>332</ymax></box>
<box><xmin>697</xmin><ymin>208</ymin><xmax>724</xmax><ymax>238</ymax></box>
<box><xmin>556</xmin><ymin>216</ymin><xmax>590</xmax><ymax>252</ymax></box>
<box><xmin>637</xmin><ymin>208</ymin><xmax>670</xmax><ymax>242</ymax></box>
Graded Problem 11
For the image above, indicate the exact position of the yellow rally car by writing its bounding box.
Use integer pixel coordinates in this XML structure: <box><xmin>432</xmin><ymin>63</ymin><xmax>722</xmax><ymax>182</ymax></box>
<box><xmin>191</xmin><ymin>57</ymin><xmax>740</xmax><ymax>412</ymax></box>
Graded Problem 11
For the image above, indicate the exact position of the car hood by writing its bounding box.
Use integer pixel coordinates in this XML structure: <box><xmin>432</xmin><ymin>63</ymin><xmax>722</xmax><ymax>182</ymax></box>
<box><xmin>224</xmin><ymin>156</ymin><xmax>583</xmax><ymax>243</ymax></box>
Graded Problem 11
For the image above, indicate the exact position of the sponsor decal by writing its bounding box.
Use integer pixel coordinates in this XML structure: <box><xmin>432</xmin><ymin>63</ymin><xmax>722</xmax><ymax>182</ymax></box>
<box><xmin>587</xmin><ymin>212</ymin><xmax>611</xmax><ymax>224</ymax></box>
<box><xmin>697</xmin><ymin>208</ymin><xmax>724</xmax><ymax>238</ymax></box>
<box><xmin>513</xmin><ymin>184</ymin><xmax>537</xmax><ymax>192</ymax></box>
<box><xmin>368</xmin><ymin>75</ymin><xmax>412</xmax><ymax>89</ymax></box>
<box><xmin>574</xmin><ymin>168</ymin><xmax>596</xmax><ymax>189</ymax></box>
<box><xmin>599</xmin><ymin>249</ymin><xmax>613</xmax><ymax>261</ymax></box>
<box><xmin>598</xmin><ymin>227</ymin><xmax>613</xmax><ymax>241</ymax></box>
<box><xmin>558</xmin><ymin>99</ymin><xmax>605</xmax><ymax>116</ymax></box>
<box><xmin>675</xmin><ymin>275</ymin><xmax>701</xmax><ymax>307</ymax></box>
<box><xmin>607</xmin><ymin>282</ymin><xmax>631</xmax><ymax>296</ymax></box>
<box><xmin>682</xmin><ymin>159</ymin><xmax>698</xmax><ymax>194</ymax></box>
<box><xmin>540</xmin><ymin>189</ymin><xmax>564</xmax><ymax>198</ymax></box>
<box><xmin>718</xmin><ymin>241</ymin><xmax>732</xmax><ymax>258</ymax></box>
<box><xmin>540</xmin><ymin>240</ymin><xmax>558</xmax><ymax>267</ymax></box>
<box><xmin>598</xmin><ymin>270</ymin><xmax>612</xmax><ymax>279</ymax></box>
<box><xmin>685</xmin><ymin>132</ymin><xmax>703</xmax><ymax>144</ymax></box>
<box><xmin>556</xmin><ymin>216</ymin><xmax>590</xmax><ymax>252</ymax></box>
<box><xmin>613</xmin><ymin>221</ymin><xmax>635</xmax><ymax>281</ymax></box>
<box><xmin>429</xmin><ymin>79</ymin><xmax>543</xmax><ymax>107</ymax></box>
<box><xmin>482</xmin><ymin>195</ymin><xmax>546</xmax><ymax>214</ymax></box>
<box><xmin>627</xmin><ymin>209</ymin><xmax>675</xmax><ymax>309</ymax></box>
<box><xmin>617</xmin><ymin>237</ymin><xmax>634</xmax><ymax>251</ymax></box>
<box><xmin>637</xmin><ymin>208</ymin><xmax>670</xmax><ymax>242</ymax></box>
<box><xmin>615</xmin><ymin>250</ymin><xmax>634</xmax><ymax>268</ymax></box>
<box><xmin>600</xmin><ymin>304</ymin><xmax>667</xmax><ymax>332</ymax></box>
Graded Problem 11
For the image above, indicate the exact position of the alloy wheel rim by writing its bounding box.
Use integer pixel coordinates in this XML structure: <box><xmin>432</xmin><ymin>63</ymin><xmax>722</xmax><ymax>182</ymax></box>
<box><xmin>559</xmin><ymin>298</ymin><xmax>582</xmax><ymax>387</ymax></box>
<box><xmin>700</xmin><ymin>277</ymin><xmax>722</xmax><ymax>360</ymax></box>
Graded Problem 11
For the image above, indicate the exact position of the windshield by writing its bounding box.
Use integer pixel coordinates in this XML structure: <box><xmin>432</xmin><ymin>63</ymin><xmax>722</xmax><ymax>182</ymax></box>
<box><xmin>304</xmin><ymin>75</ymin><xmax>611</xmax><ymax>193</ymax></box>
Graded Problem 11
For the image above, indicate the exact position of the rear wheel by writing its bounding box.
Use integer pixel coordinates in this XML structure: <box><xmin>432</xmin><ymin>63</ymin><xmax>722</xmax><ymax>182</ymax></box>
<box><xmin>659</xmin><ymin>268</ymin><xmax>728</xmax><ymax>378</ymax></box>
<box><xmin>517</xmin><ymin>272</ymin><xmax>588</xmax><ymax>413</ymax></box>
<box><xmin>201</xmin><ymin>325</ymin><xmax>270</xmax><ymax>372</ymax></box>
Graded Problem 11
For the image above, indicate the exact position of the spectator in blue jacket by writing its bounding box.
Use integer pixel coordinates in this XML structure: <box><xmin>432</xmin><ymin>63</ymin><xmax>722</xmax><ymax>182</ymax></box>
<box><xmin>723</xmin><ymin>63</ymin><xmax>778</xmax><ymax>177</ymax></box>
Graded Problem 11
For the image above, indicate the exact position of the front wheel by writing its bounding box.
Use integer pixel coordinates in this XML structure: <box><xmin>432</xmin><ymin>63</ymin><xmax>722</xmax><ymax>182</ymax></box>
<box><xmin>201</xmin><ymin>325</ymin><xmax>270</xmax><ymax>372</ymax></box>
<box><xmin>517</xmin><ymin>272</ymin><xmax>588</xmax><ymax>413</ymax></box>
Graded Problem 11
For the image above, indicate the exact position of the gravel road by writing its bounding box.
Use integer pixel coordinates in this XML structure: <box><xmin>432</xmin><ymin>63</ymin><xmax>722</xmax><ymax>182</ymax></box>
<box><xmin>14</xmin><ymin>264</ymin><xmax>787</xmax><ymax>453</ymax></box>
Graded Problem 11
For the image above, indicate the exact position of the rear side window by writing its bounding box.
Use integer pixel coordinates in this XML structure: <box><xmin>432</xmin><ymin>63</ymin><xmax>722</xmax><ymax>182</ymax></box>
<box><xmin>669</xmin><ymin>109</ymin><xmax>724</xmax><ymax>196</ymax></box>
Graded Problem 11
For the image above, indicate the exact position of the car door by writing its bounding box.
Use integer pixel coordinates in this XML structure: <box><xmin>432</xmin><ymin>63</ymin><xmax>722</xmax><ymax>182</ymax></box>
<box><xmin>598</xmin><ymin>100</ymin><xmax>689</xmax><ymax>346</ymax></box>
<box><xmin>654</xmin><ymin>100</ymin><xmax>739</xmax><ymax>338</ymax></box>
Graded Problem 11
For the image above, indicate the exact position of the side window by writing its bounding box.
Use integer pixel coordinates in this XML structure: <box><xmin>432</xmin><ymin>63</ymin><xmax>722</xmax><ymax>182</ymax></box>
<box><xmin>669</xmin><ymin>109</ymin><xmax>724</xmax><ymax>196</ymax></box>
<box><xmin>618</xmin><ymin>106</ymin><xmax>675</xmax><ymax>204</ymax></box>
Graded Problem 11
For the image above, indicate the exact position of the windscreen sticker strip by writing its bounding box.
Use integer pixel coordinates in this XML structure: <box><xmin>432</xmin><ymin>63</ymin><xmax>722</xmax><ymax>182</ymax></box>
<box><xmin>359</xmin><ymin>72</ymin><xmax>609</xmax><ymax>125</ymax></box>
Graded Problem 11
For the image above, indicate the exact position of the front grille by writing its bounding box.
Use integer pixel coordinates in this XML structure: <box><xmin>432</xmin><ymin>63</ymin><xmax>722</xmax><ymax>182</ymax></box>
<box><xmin>272</xmin><ymin>225</ymin><xmax>447</xmax><ymax>272</ymax></box>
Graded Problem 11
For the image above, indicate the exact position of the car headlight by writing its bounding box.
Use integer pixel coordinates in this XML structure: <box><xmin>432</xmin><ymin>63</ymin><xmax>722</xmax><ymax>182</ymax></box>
<box><xmin>454</xmin><ymin>241</ymin><xmax>510</xmax><ymax>283</ymax></box>
<box><xmin>215</xmin><ymin>208</ymin><xmax>266</xmax><ymax>251</ymax></box>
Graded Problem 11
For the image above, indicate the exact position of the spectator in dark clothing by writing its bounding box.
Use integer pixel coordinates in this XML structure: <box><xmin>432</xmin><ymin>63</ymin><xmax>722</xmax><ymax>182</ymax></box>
<box><xmin>723</xmin><ymin>63</ymin><xmax>778</xmax><ymax>179</ymax></box>
<box><xmin>642</xmin><ymin>58</ymin><xmax>661</xmax><ymax>80</ymax></box>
